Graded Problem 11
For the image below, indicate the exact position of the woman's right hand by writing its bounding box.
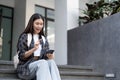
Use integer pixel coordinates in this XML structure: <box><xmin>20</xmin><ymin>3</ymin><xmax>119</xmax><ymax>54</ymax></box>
<box><xmin>34</xmin><ymin>41</ymin><xmax>40</xmax><ymax>50</ymax></box>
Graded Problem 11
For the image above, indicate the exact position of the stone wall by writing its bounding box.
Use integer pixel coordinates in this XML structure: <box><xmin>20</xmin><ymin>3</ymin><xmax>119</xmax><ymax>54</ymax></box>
<box><xmin>68</xmin><ymin>12</ymin><xmax>120</xmax><ymax>80</ymax></box>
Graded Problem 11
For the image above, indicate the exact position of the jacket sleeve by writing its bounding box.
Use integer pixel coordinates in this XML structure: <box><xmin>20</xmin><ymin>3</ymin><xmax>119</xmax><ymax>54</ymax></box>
<box><xmin>17</xmin><ymin>33</ymin><xmax>28</xmax><ymax>61</ymax></box>
<box><xmin>41</xmin><ymin>35</ymin><xmax>49</xmax><ymax>51</ymax></box>
<box><xmin>45</xmin><ymin>38</ymin><xmax>49</xmax><ymax>50</ymax></box>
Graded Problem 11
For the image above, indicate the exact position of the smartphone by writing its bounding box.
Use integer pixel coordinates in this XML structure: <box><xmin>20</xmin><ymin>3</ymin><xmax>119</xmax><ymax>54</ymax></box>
<box><xmin>46</xmin><ymin>50</ymin><xmax>54</xmax><ymax>54</ymax></box>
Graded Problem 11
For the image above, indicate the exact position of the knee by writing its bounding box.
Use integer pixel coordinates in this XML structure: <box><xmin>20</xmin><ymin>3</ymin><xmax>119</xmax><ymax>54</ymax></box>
<box><xmin>47</xmin><ymin>59</ymin><xmax>56</xmax><ymax>65</ymax></box>
<box><xmin>37</xmin><ymin>60</ymin><xmax>48</xmax><ymax>68</ymax></box>
<box><xmin>47</xmin><ymin>59</ymin><xmax>54</xmax><ymax>62</ymax></box>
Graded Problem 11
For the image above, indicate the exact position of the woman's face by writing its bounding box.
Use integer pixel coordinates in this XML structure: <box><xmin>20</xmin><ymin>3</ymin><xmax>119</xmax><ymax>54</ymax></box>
<box><xmin>33</xmin><ymin>18</ymin><xmax>44</xmax><ymax>34</ymax></box>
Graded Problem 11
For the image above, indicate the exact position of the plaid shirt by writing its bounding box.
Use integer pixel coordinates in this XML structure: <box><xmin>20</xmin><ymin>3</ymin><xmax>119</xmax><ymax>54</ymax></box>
<box><xmin>17</xmin><ymin>33</ymin><xmax>49</xmax><ymax>77</ymax></box>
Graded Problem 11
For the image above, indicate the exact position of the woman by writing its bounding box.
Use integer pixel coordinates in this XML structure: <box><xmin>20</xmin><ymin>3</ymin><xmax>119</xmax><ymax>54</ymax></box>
<box><xmin>17</xmin><ymin>13</ymin><xmax>61</xmax><ymax>80</ymax></box>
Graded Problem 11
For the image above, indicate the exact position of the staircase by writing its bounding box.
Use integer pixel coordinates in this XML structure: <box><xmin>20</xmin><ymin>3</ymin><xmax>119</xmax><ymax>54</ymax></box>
<box><xmin>0</xmin><ymin>60</ymin><xmax>105</xmax><ymax>80</ymax></box>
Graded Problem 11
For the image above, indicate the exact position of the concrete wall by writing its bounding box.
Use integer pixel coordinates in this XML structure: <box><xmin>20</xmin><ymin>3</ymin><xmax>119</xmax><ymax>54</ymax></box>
<box><xmin>12</xmin><ymin>0</ymin><xmax>26</xmax><ymax>57</ymax></box>
<box><xmin>0</xmin><ymin>0</ymin><xmax>14</xmax><ymax>7</ymax></box>
<box><xmin>68</xmin><ymin>12</ymin><xmax>120</xmax><ymax>80</ymax></box>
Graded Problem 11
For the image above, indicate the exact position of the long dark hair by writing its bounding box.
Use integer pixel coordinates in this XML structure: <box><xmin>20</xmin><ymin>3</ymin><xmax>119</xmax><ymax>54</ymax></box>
<box><xmin>17</xmin><ymin>13</ymin><xmax>45</xmax><ymax>50</ymax></box>
<box><xmin>23</xmin><ymin>13</ymin><xmax>45</xmax><ymax>36</ymax></box>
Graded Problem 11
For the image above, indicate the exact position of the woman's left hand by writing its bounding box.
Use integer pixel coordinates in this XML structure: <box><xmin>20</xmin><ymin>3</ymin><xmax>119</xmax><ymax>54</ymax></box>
<box><xmin>46</xmin><ymin>53</ymin><xmax>54</xmax><ymax>59</ymax></box>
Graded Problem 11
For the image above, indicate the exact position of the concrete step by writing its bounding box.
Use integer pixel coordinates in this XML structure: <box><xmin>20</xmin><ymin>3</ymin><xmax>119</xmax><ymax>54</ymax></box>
<box><xmin>0</xmin><ymin>60</ymin><xmax>105</xmax><ymax>80</ymax></box>
<box><xmin>0</xmin><ymin>60</ymin><xmax>14</xmax><ymax>69</ymax></box>
<box><xmin>62</xmin><ymin>79</ymin><xmax>104</xmax><ymax>80</ymax></box>
<box><xmin>0</xmin><ymin>78</ymin><xmax>21</xmax><ymax>80</ymax></box>
<box><xmin>0</xmin><ymin>68</ymin><xmax>104</xmax><ymax>80</ymax></box>
<box><xmin>0</xmin><ymin>60</ymin><xmax>93</xmax><ymax>72</ymax></box>
<box><xmin>58</xmin><ymin>65</ymin><xmax>93</xmax><ymax>72</ymax></box>
<box><xmin>0</xmin><ymin>69</ymin><xmax>18</xmax><ymax>79</ymax></box>
<box><xmin>60</xmin><ymin>71</ymin><xmax>104</xmax><ymax>80</ymax></box>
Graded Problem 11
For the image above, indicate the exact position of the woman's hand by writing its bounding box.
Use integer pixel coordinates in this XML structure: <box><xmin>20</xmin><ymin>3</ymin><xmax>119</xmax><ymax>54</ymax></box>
<box><xmin>46</xmin><ymin>53</ymin><xmax>54</xmax><ymax>59</ymax></box>
<box><xmin>24</xmin><ymin>40</ymin><xmax>39</xmax><ymax>58</ymax></box>
<box><xmin>34</xmin><ymin>41</ymin><xmax>40</xmax><ymax>50</ymax></box>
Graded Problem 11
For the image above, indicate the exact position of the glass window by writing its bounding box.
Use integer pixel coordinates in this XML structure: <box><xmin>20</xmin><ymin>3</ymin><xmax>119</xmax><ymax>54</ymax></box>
<box><xmin>35</xmin><ymin>6</ymin><xmax>45</xmax><ymax>17</ymax></box>
<box><xmin>47</xmin><ymin>9</ymin><xmax>54</xmax><ymax>19</ymax></box>
<box><xmin>35</xmin><ymin>5</ymin><xmax>55</xmax><ymax>49</ymax></box>
<box><xmin>47</xmin><ymin>21</ymin><xmax>55</xmax><ymax>49</ymax></box>
<box><xmin>0</xmin><ymin>6</ymin><xmax>12</xmax><ymax>17</ymax></box>
<box><xmin>0</xmin><ymin>5</ymin><xmax>13</xmax><ymax>60</ymax></box>
<box><xmin>1</xmin><ymin>18</ymin><xmax>12</xmax><ymax>60</ymax></box>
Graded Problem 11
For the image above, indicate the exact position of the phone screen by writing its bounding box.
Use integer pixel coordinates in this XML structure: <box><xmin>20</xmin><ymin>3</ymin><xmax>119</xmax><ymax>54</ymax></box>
<box><xmin>46</xmin><ymin>50</ymin><xmax>54</xmax><ymax>54</ymax></box>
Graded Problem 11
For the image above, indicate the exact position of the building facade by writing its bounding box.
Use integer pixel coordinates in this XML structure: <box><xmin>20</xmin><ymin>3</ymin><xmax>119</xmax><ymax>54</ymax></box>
<box><xmin>0</xmin><ymin>0</ymin><xmax>114</xmax><ymax>64</ymax></box>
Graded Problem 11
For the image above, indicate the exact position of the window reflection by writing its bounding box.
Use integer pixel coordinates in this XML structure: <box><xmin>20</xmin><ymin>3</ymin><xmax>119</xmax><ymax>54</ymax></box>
<box><xmin>0</xmin><ymin>9</ymin><xmax>2</xmax><ymax>58</ymax></box>
<box><xmin>35</xmin><ymin>5</ymin><xmax>55</xmax><ymax>49</ymax></box>
<box><xmin>0</xmin><ymin>6</ymin><xmax>13</xmax><ymax>60</ymax></box>
<box><xmin>47</xmin><ymin>21</ymin><xmax>55</xmax><ymax>49</ymax></box>
<box><xmin>35</xmin><ymin>6</ymin><xmax>45</xmax><ymax>17</ymax></box>
<box><xmin>47</xmin><ymin>9</ymin><xmax>54</xmax><ymax>19</ymax></box>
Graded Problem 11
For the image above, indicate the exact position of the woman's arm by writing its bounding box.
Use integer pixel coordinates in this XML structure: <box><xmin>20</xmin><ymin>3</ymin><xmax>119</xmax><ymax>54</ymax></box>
<box><xmin>18</xmin><ymin>33</ymin><xmax>40</xmax><ymax>60</ymax></box>
<box><xmin>24</xmin><ymin>47</ymin><xmax>36</xmax><ymax>58</ymax></box>
<box><xmin>17</xmin><ymin>34</ymin><xmax>40</xmax><ymax>60</ymax></box>
<box><xmin>43</xmin><ymin>37</ymin><xmax>54</xmax><ymax>59</ymax></box>
<box><xmin>24</xmin><ymin>40</ymin><xmax>40</xmax><ymax>58</ymax></box>
<box><xmin>17</xmin><ymin>34</ymin><xmax>34</xmax><ymax>60</ymax></box>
